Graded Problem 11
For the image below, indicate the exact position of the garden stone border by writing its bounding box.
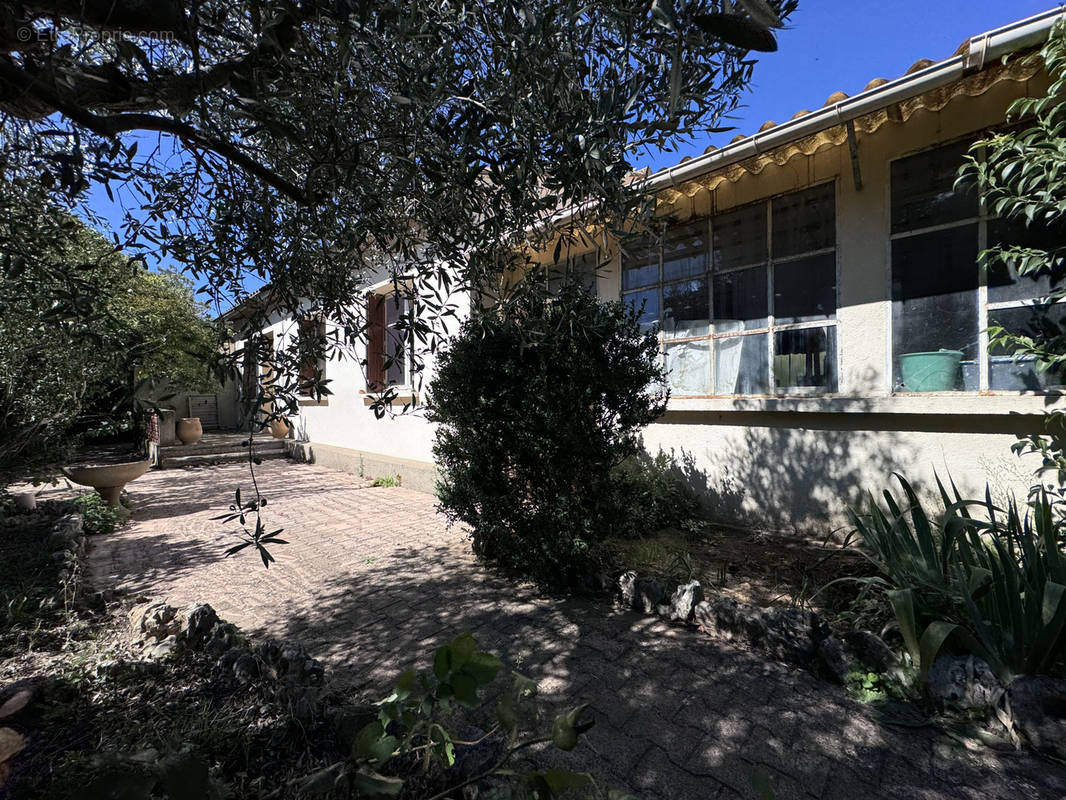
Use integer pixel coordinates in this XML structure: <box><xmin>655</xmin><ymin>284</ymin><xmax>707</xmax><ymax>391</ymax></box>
<box><xmin>614</xmin><ymin>572</ymin><xmax>1066</xmax><ymax>761</ymax></box>
<box><xmin>615</xmin><ymin>571</ymin><xmax>862</xmax><ymax>683</ymax></box>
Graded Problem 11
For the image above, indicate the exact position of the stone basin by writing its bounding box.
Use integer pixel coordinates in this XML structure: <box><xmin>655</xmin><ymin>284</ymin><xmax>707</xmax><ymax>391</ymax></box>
<box><xmin>63</xmin><ymin>458</ymin><xmax>150</xmax><ymax>507</ymax></box>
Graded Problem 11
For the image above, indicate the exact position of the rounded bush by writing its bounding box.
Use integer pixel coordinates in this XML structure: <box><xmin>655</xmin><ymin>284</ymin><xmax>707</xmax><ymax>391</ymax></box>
<box><xmin>428</xmin><ymin>278</ymin><xmax>668</xmax><ymax>588</ymax></box>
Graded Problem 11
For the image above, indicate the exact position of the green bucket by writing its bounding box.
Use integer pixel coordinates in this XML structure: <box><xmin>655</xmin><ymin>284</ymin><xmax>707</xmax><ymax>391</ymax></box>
<box><xmin>899</xmin><ymin>350</ymin><xmax>964</xmax><ymax>392</ymax></box>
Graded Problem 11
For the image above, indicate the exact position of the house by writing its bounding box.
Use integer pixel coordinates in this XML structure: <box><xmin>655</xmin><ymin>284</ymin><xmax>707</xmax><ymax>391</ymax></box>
<box><xmin>224</xmin><ymin>8</ymin><xmax>1065</xmax><ymax>532</ymax></box>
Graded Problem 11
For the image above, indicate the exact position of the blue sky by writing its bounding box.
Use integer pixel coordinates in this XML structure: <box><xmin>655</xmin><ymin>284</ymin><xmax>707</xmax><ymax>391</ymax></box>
<box><xmin>635</xmin><ymin>1</ymin><xmax>1059</xmax><ymax>171</ymax></box>
<box><xmin>86</xmin><ymin>2</ymin><xmax>1058</xmax><ymax>249</ymax></box>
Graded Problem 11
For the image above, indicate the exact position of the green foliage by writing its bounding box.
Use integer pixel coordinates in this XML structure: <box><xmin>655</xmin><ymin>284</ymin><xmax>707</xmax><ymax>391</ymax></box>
<box><xmin>74</xmin><ymin>492</ymin><xmax>131</xmax><ymax>536</ymax></box>
<box><xmin>610</xmin><ymin>452</ymin><xmax>702</xmax><ymax>537</ymax></box>
<box><xmin>845</xmin><ymin>669</ymin><xmax>889</xmax><ymax>704</ymax></box>
<box><xmin>370</xmin><ymin>475</ymin><xmax>400</xmax><ymax>488</ymax></box>
<box><xmin>960</xmin><ymin>21</ymin><xmax>1066</xmax><ymax>487</ymax></box>
<box><xmin>428</xmin><ymin>278</ymin><xmax>668</xmax><ymax>588</ymax></box>
<box><xmin>3</xmin><ymin>0</ymin><xmax>796</xmax><ymax>433</ymax></box>
<box><xmin>0</xmin><ymin>178</ymin><xmax>220</xmax><ymax>486</ymax></box>
<box><xmin>850</xmin><ymin>475</ymin><xmax>1066</xmax><ymax>681</ymax></box>
<box><xmin>302</xmin><ymin>632</ymin><xmax>594</xmax><ymax>799</ymax></box>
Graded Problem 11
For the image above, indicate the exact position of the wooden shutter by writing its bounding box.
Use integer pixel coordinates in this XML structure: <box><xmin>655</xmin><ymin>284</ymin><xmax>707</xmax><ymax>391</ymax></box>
<box><xmin>366</xmin><ymin>294</ymin><xmax>386</xmax><ymax>391</ymax></box>
<box><xmin>298</xmin><ymin>319</ymin><xmax>316</xmax><ymax>390</ymax></box>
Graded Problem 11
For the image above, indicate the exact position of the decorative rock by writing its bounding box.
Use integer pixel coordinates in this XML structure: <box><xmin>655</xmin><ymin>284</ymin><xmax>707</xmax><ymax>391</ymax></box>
<box><xmin>927</xmin><ymin>656</ymin><xmax>1003</xmax><ymax>709</ymax></box>
<box><xmin>129</xmin><ymin>601</ymin><xmax>181</xmax><ymax>642</ymax></box>
<box><xmin>816</xmin><ymin>636</ymin><xmax>853</xmax><ymax>685</ymax></box>
<box><xmin>182</xmin><ymin>604</ymin><xmax>221</xmax><ymax>649</ymax></box>
<box><xmin>668</xmin><ymin>580</ymin><xmax>703</xmax><ymax>622</ymax></box>
<box><xmin>233</xmin><ymin>653</ymin><xmax>261</xmax><ymax>684</ymax></box>
<box><xmin>634</xmin><ymin>576</ymin><xmax>665</xmax><ymax>614</ymax></box>
<box><xmin>618</xmin><ymin>571</ymin><xmax>637</xmax><ymax>608</ymax></box>
<box><xmin>693</xmin><ymin>597</ymin><xmax>828</xmax><ymax>665</ymax></box>
<box><xmin>1005</xmin><ymin>676</ymin><xmax>1066</xmax><ymax>761</ymax></box>
<box><xmin>844</xmin><ymin>630</ymin><xmax>901</xmax><ymax>673</ymax></box>
<box><xmin>148</xmin><ymin>635</ymin><xmax>178</xmax><ymax>660</ymax></box>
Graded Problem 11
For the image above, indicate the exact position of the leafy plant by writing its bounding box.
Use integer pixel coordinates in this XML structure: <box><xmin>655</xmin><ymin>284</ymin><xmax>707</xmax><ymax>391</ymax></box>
<box><xmin>213</xmin><ymin>487</ymin><xmax>288</xmax><ymax>568</ymax></box>
<box><xmin>610</xmin><ymin>451</ymin><xmax>702</xmax><ymax>538</ymax></box>
<box><xmin>849</xmin><ymin>474</ymin><xmax>1066</xmax><ymax>681</ymax></box>
<box><xmin>960</xmin><ymin>21</ymin><xmax>1066</xmax><ymax>492</ymax></box>
<box><xmin>301</xmin><ymin>632</ymin><xmax>594</xmax><ymax>798</ymax></box>
<box><xmin>74</xmin><ymin>492</ymin><xmax>131</xmax><ymax>536</ymax></box>
<box><xmin>370</xmin><ymin>476</ymin><xmax>399</xmax><ymax>488</ymax></box>
<box><xmin>429</xmin><ymin>277</ymin><xmax>668</xmax><ymax>589</ymax></box>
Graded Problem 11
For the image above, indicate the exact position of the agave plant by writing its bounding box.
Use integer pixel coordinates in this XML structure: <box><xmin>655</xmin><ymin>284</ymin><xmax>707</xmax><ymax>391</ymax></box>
<box><xmin>849</xmin><ymin>474</ymin><xmax>1066</xmax><ymax>682</ymax></box>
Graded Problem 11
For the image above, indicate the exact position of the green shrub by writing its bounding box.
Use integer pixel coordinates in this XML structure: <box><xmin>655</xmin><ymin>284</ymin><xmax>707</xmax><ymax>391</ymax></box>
<box><xmin>611</xmin><ymin>451</ymin><xmax>701</xmax><ymax>536</ymax></box>
<box><xmin>428</xmin><ymin>277</ymin><xmax>667</xmax><ymax>589</ymax></box>
<box><xmin>850</xmin><ymin>475</ymin><xmax>1066</xmax><ymax>681</ymax></box>
<box><xmin>74</xmin><ymin>492</ymin><xmax>131</xmax><ymax>536</ymax></box>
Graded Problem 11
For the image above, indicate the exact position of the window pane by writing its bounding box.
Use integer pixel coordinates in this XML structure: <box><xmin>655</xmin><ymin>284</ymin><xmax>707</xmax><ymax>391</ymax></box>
<box><xmin>663</xmin><ymin>221</ymin><xmax>708</xmax><ymax>281</ymax></box>
<box><xmin>665</xmin><ymin>340</ymin><xmax>711</xmax><ymax>395</ymax></box>
<box><xmin>891</xmin><ymin>139</ymin><xmax>978</xmax><ymax>233</ymax></box>
<box><xmin>624</xmin><ymin>288</ymin><xmax>659</xmax><ymax>329</ymax></box>
<box><xmin>712</xmin><ymin>203</ymin><xmax>767</xmax><ymax>270</ymax></box>
<box><xmin>622</xmin><ymin>236</ymin><xmax>658</xmax><ymax>290</ymax></box>
<box><xmin>773</xmin><ymin>253</ymin><xmax>836</xmax><ymax>323</ymax></box>
<box><xmin>713</xmin><ymin>266</ymin><xmax>768</xmax><ymax>332</ymax></box>
<box><xmin>714</xmin><ymin>333</ymin><xmax>768</xmax><ymax>395</ymax></box>
<box><xmin>774</xmin><ymin>327</ymin><xmax>837</xmax><ymax>391</ymax></box>
<box><xmin>987</xmin><ymin>217</ymin><xmax>1065</xmax><ymax>303</ymax></box>
<box><xmin>772</xmin><ymin>183</ymin><xmax>835</xmax><ymax>258</ymax></box>
<box><xmin>385</xmin><ymin>295</ymin><xmax>409</xmax><ymax>386</ymax></box>
<box><xmin>663</xmin><ymin>279</ymin><xmax>709</xmax><ymax>339</ymax></box>
<box><xmin>989</xmin><ymin>304</ymin><xmax>1066</xmax><ymax>391</ymax></box>
<box><xmin>892</xmin><ymin>226</ymin><xmax>979</xmax><ymax>390</ymax></box>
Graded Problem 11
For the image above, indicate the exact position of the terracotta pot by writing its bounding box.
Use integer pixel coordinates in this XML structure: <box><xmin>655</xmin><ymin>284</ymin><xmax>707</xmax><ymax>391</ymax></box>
<box><xmin>268</xmin><ymin>418</ymin><xmax>291</xmax><ymax>439</ymax></box>
<box><xmin>63</xmin><ymin>458</ymin><xmax>150</xmax><ymax>507</ymax></box>
<box><xmin>176</xmin><ymin>417</ymin><xmax>203</xmax><ymax>445</ymax></box>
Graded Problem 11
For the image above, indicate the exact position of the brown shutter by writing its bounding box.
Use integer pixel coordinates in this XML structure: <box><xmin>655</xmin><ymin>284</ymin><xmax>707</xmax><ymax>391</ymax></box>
<box><xmin>366</xmin><ymin>294</ymin><xmax>386</xmax><ymax>391</ymax></box>
<box><xmin>298</xmin><ymin>320</ymin><xmax>316</xmax><ymax>389</ymax></box>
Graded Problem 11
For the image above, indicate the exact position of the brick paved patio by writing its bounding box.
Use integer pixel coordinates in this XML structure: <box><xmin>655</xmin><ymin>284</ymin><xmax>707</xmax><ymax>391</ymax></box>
<box><xmin>88</xmin><ymin>460</ymin><xmax>1066</xmax><ymax>800</ymax></box>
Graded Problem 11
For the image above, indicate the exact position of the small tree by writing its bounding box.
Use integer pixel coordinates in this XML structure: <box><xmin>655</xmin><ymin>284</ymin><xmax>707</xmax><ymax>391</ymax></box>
<box><xmin>428</xmin><ymin>277</ymin><xmax>667</xmax><ymax>588</ymax></box>
<box><xmin>962</xmin><ymin>22</ymin><xmax>1066</xmax><ymax>496</ymax></box>
<box><xmin>0</xmin><ymin>178</ymin><xmax>220</xmax><ymax>486</ymax></box>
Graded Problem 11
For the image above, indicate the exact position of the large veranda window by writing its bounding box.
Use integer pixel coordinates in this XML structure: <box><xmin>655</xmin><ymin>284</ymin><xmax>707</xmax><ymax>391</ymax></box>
<box><xmin>621</xmin><ymin>182</ymin><xmax>838</xmax><ymax>396</ymax></box>
<box><xmin>890</xmin><ymin>138</ymin><xmax>1066</xmax><ymax>392</ymax></box>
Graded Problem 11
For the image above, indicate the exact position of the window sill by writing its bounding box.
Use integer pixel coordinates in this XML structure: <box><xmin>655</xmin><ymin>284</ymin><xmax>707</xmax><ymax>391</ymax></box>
<box><xmin>362</xmin><ymin>392</ymin><xmax>417</xmax><ymax>408</ymax></box>
<box><xmin>666</xmin><ymin>392</ymin><xmax>1066</xmax><ymax>416</ymax></box>
<box><xmin>298</xmin><ymin>397</ymin><xmax>329</xmax><ymax>407</ymax></box>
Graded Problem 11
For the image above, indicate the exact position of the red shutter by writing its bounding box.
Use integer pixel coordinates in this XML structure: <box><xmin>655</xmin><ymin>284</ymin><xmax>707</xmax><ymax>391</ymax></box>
<box><xmin>366</xmin><ymin>294</ymin><xmax>386</xmax><ymax>391</ymax></box>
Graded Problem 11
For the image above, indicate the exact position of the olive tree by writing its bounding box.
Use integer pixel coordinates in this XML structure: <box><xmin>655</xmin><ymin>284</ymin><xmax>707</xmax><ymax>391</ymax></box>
<box><xmin>1</xmin><ymin>0</ymin><xmax>795</xmax><ymax>412</ymax></box>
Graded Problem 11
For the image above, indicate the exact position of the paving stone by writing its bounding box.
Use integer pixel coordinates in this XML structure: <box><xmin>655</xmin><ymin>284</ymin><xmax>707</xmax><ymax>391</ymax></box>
<box><xmin>87</xmin><ymin>460</ymin><xmax>1066</xmax><ymax>800</ymax></box>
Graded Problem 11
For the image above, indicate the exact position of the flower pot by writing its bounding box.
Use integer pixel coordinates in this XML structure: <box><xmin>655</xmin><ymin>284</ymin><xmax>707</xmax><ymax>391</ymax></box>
<box><xmin>900</xmin><ymin>350</ymin><xmax>964</xmax><ymax>392</ymax></box>
<box><xmin>176</xmin><ymin>417</ymin><xmax>203</xmax><ymax>445</ymax></box>
<box><xmin>268</xmin><ymin>418</ymin><xmax>291</xmax><ymax>439</ymax></box>
<box><xmin>63</xmin><ymin>458</ymin><xmax>150</xmax><ymax>507</ymax></box>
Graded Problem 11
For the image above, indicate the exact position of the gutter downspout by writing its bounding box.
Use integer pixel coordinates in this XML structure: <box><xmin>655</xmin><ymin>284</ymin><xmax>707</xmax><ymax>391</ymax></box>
<box><xmin>543</xmin><ymin>6</ymin><xmax>1063</xmax><ymax>229</ymax></box>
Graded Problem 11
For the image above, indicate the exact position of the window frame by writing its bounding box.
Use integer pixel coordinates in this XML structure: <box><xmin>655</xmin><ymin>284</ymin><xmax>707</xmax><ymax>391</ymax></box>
<box><xmin>620</xmin><ymin>179</ymin><xmax>841</xmax><ymax>398</ymax></box>
<box><xmin>887</xmin><ymin>135</ymin><xmax>1061</xmax><ymax>395</ymax></box>
<box><xmin>365</xmin><ymin>284</ymin><xmax>416</xmax><ymax>397</ymax></box>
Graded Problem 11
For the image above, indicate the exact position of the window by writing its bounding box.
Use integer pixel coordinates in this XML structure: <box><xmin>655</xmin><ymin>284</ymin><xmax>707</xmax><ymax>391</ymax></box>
<box><xmin>621</xmin><ymin>182</ymin><xmax>838</xmax><ymax>396</ymax></box>
<box><xmin>890</xmin><ymin>139</ymin><xmax>1065</xmax><ymax>392</ymax></box>
<box><xmin>547</xmin><ymin>249</ymin><xmax>600</xmax><ymax>295</ymax></box>
<box><xmin>296</xmin><ymin>319</ymin><xmax>326</xmax><ymax>398</ymax></box>
<box><xmin>366</xmin><ymin>291</ymin><xmax>414</xmax><ymax>391</ymax></box>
